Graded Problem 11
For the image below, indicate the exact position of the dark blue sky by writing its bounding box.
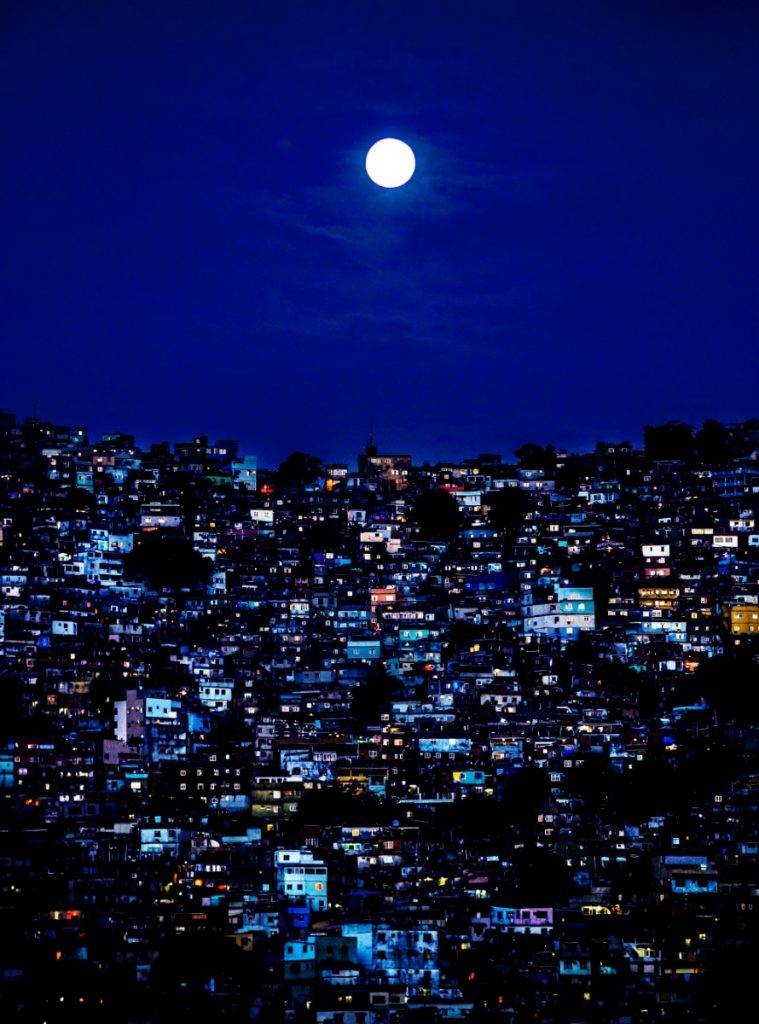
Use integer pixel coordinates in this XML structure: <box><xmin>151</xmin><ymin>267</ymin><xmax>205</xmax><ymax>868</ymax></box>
<box><xmin>2</xmin><ymin>1</ymin><xmax>757</xmax><ymax>467</ymax></box>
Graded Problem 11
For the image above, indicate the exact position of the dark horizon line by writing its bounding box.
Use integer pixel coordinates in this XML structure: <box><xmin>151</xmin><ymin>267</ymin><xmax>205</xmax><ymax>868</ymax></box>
<box><xmin>3</xmin><ymin>404</ymin><xmax>758</xmax><ymax>475</ymax></box>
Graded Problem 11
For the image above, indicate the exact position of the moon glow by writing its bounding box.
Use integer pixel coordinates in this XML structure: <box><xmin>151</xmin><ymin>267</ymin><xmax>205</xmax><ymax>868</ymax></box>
<box><xmin>365</xmin><ymin>138</ymin><xmax>416</xmax><ymax>188</ymax></box>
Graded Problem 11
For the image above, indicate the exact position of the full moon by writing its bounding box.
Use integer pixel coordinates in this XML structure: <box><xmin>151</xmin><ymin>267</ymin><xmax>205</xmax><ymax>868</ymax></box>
<box><xmin>365</xmin><ymin>138</ymin><xmax>416</xmax><ymax>188</ymax></box>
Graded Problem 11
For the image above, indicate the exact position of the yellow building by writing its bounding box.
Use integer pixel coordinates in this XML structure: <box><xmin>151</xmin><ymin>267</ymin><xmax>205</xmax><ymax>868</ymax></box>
<box><xmin>638</xmin><ymin>586</ymin><xmax>680</xmax><ymax>610</ymax></box>
<box><xmin>726</xmin><ymin>605</ymin><xmax>759</xmax><ymax>635</ymax></box>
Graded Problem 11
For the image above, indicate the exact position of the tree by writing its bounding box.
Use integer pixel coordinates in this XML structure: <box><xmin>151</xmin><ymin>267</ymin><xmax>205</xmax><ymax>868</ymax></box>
<box><xmin>0</xmin><ymin>673</ymin><xmax>26</xmax><ymax>741</ymax></box>
<box><xmin>436</xmin><ymin>794</ymin><xmax>504</xmax><ymax>840</ymax></box>
<box><xmin>149</xmin><ymin>932</ymin><xmax>265</xmax><ymax>1022</ymax></box>
<box><xmin>573</xmin><ymin>563</ymin><xmax>612</xmax><ymax>624</ymax></box>
<box><xmin>410</xmin><ymin>488</ymin><xmax>461</xmax><ymax>541</ymax></box>
<box><xmin>301</xmin><ymin>516</ymin><xmax>344</xmax><ymax>558</ymax></box>
<box><xmin>485</xmin><ymin>487</ymin><xmax>529</xmax><ymax>554</ymax></box>
<box><xmin>556</xmin><ymin>452</ymin><xmax>590</xmax><ymax>489</ymax></box>
<box><xmin>442</xmin><ymin>619</ymin><xmax>481</xmax><ymax>664</ymax></box>
<box><xmin>352</xmin><ymin>664</ymin><xmax>400</xmax><ymax>725</ymax></box>
<box><xmin>504</xmin><ymin>844</ymin><xmax>576</xmax><ymax>904</ymax></box>
<box><xmin>123</xmin><ymin>533</ymin><xmax>213</xmax><ymax>592</ymax></box>
<box><xmin>514</xmin><ymin>442</ymin><xmax>556</xmax><ymax>472</ymax></box>
<box><xmin>295</xmin><ymin>786</ymin><xmax>389</xmax><ymax>826</ymax></box>
<box><xmin>61</xmin><ymin>486</ymin><xmax>96</xmax><ymax>515</ymax></box>
<box><xmin>564</xmin><ymin>753</ymin><xmax>614</xmax><ymax>813</ymax></box>
<box><xmin>692</xmin><ymin>650</ymin><xmax>759</xmax><ymax>723</ymax></box>
<box><xmin>276</xmin><ymin>451</ymin><xmax>324</xmax><ymax>488</ymax></box>
<box><xmin>694</xmin><ymin>418</ymin><xmax>730</xmax><ymax>466</ymax></box>
<box><xmin>643</xmin><ymin>420</ymin><xmax>694</xmax><ymax>462</ymax></box>
<box><xmin>496</xmin><ymin>765</ymin><xmax>550</xmax><ymax>824</ymax></box>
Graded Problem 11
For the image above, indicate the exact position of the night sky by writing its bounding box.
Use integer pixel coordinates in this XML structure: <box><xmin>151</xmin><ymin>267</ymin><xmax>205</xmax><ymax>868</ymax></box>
<box><xmin>2</xmin><ymin>1</ymin><xmax>758</xmax><ymax>467</ymax></box>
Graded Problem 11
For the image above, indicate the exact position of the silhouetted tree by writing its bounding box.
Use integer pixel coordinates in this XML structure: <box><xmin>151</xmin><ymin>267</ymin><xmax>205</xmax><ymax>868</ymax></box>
<box><xmin>61</xmin><ymin>486</ymin><xmax>96</xmax><ymax>515</ymax></box>
<box><xmin>301</xmin><ymin>516</ymin><xmax>344</xmax><ymax>557</ymax></box>
<box><xmin>694</xmin><ymin>418</ymin><xmax>731</xmax><ymax>465</ymax></box>
<box><xmin>277</xmin><ymin>451</ymin><xmax>324</xmax><ymax>487</ymax></box>
<box><xmin>497</xmin><ymin>765</ymin><xmax>550</xmax><ymax>824</ymax></box>
<box><xmin>295</xmin><ymin>786</ymin><xmax>389</xmax><ymax>826</ymax></box>
<box><xmin>643</xmin><ymin>420</ymin><xmax>694</xmax><ymax>462</ymax></box>
<box><xmin>514</xmin><ymin>442</ymin><xmax>556</xmax><ymax>472</ymax></box>
<box><xmin>442</xmin><ymin>619</ymin><xmax>481</xmax><ymax>664</ymax></box>
<box><xmin>701</xmin><ymin>942</ymin><xmax>759</xmax><ymax>1019</ymax></box>
<box><xmin>123</xmin><ymin>533</ymin><xmax>213</xmax><ymax>591</ymax></box>
<box><xmin>149</xmin><ymin>932</ymin><xmax>267</xmax><ymax>1022</ymax></box>
<box><xmin>410</xmin><ymin>488</ymin><xmax>461</xmax><ymax>541</ymax></box>
<box><xmin>693</xmin><ymin>650</ymin><xmax>759</xmax><ymax>722</ymax></box>
<box><xmin>565</xmin><ymin>753</ymin><xmax>614</xmax><ymax>813</ymax></box>
<box><xmin>573</xmin><ymin>563</ymin><xmax>612</xmax><ymax>624</ymax></box>
<box><xmin>556</xmin><ymin>452</ymin><xmax>590</xmax><ymax>489</ymax></box>
<box><xmin>0</xmin><ymin>673</ymin><xmax>25</xmax><ymax>741</ymax></box>
<box><xmin>352</xmin><ymin>664</ymin><xmax>400</xmax><ymax>725</ymax></box>
<box><xmin>609</xmin><ymin>753</ymin><xmax>684</xmax><ymax>822</ymax></box>
<box><xmin>504</xmin><ymin>844</ymin><xmax>576</xmax><ymax>904</ymax></box>
<box><xmin>436</xmin><ymin>795</ymin><xmax>503</xmax><ymax>839</ymax></box>
<box><xmin>485</xmin><ymin>487</ymin><xmax>529</xmax><ymax>555</ymax></box>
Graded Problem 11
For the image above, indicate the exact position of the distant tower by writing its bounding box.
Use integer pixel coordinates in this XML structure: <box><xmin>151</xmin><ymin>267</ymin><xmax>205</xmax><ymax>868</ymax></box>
<box><xmin>359</xmin><ymin>419</ymin><xmax>378</xmax><ymax>476</ymax></box>
<box><xmin>365</xmin><ymin>418</ymin><xmax>378</xmax><ymax>458</ymax></box>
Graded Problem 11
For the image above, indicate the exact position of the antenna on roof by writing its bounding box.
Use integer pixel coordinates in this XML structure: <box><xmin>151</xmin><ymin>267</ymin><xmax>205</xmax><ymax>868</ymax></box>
<box><xmin>366</xmin><ymin>418</ymin><xmax>377</xmax><ymax>457</ymax></box>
